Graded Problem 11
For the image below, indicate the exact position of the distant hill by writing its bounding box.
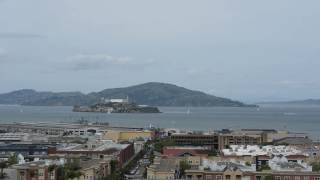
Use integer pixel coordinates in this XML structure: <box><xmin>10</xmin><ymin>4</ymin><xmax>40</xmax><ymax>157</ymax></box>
<box><xmin>0</xmin><ymin>89</ymin><xmax>91</xmax><ymax>106</ymax></box>
<box><xmin>260</xmin><ymin>99</ymin><xmax>320</xmax><ymax>105</ymax></box>
<box><xmin>0</xmin><ymin>82</ymin><xmax>255</xmax><ymax>107</ymax></box>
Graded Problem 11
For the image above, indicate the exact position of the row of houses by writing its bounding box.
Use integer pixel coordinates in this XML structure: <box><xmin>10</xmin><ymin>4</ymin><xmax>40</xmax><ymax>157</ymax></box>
<box><xmin>147</xmin><ymin>140</ymin><xmax>320</xmax><ymax>180</ymax></box>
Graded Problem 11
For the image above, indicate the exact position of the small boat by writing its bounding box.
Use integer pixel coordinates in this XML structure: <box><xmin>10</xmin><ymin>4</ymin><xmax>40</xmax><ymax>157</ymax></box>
<box><xmin>187</xmin><ymin>108</ymin><xmax>191</xmax><ymax>114</ymax></box>
<box><xmin>283</xmin><ymin>112</ymin><xmax>297</xmax><ymax>116</ymax></box>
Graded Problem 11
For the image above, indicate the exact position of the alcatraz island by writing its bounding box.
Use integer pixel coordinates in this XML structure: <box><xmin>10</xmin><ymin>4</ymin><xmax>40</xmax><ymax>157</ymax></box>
<box><xmin>73</xmin><ymin>97</ymin><xmax>161</xmax><ymax>113</ymax></box>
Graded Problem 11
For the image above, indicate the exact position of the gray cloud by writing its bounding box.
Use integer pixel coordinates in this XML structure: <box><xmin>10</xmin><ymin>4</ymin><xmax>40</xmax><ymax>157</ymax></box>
<box><xmin>0</xmin><ymin>32</ymin><xmax>44</xmax><ymax>39</ymax></box>
<box><xmin>276</xmin><ymin>80</ymin><xmax>317</xmax><ymax>88</ymax></box>
<box><xmin>1</xmin><ymin>1</ymin><xmax>320</xmax><ymax>101</ymax></box>
<box><xmin>65</xmin><ymin>54</ymin><xmax>155</xmax><ymax>71</ymax></box>
<box><xmin>0</xmin><ymin>48</ymin><xmax>5</xmax><ymax>56</ymax></box>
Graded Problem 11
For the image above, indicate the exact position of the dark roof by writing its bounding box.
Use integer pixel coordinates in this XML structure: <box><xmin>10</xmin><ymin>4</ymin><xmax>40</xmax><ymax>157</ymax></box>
<box><xmin>274</xmin><ymin>137</ymin><xmax>313</xmax><ymax>145</ymax></box>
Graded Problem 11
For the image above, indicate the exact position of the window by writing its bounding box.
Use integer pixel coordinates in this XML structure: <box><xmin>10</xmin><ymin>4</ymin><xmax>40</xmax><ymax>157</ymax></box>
<box><xmin>295</xmin><ymin>176</ymin><xmax>301</xmax><ymax>180</ymax></box>
<box><xmin>275</xmin><ymin>176</ymin><xmax>281</xmax><ymax>180</ymax></box>
<box><xmin>315</xmin><ymin>177</ymin><xmax>320</xmax><ymax>180</ymax></box>
<box><xmin>226</xmin><ymin>175</ymin><xmax>231</xmax><ymax>180</ymax></box>
<box><xmin>206</xmin><ymin>175</ymin><xmax>212</xmax><ymax>180</ymax></box>
<box><xmin>187</xmin><ymin>175</ymin><xmax>193</xmax><ymax>180</ymax></box>
<box><xmin>285</xmin><ymin>176</ymin><xmax>289</xmax><ymax>180</ymax></box>
<box><xmin>236</xmin><ymin>175</ymin><xmax>241</xmax><ymax>180</ymax></box>
<box><xmin>304</xmin><ymin>177</ymin><xmax>309</xmax><ymax>180</ymax></box>
<box><xmin>216</xmin><ymin>175</ymin><xmax>222</xmax><ymax>180</ymax></box>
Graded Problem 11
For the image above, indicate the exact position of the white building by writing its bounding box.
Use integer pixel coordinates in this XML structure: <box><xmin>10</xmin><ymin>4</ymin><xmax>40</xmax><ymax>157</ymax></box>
<box><xmin>222</xmin><ymin>145</ymin><xmax>306</xmax><ymax>157</ymax></box>
<box><xmin>268</xmin><ymin>156</ymin><xmax>312</xmax><ymax>172</ymax></box>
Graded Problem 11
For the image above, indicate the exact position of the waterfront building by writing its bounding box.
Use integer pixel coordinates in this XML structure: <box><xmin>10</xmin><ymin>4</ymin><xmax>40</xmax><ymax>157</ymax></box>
<box><xmin>0</xmin><ymin>122</ymin><xmax>145</xmax><ymax>137</ymax></box>
<box><xmin>170</xmin><ymin>132</ymin><xmax>219</xmax><ymax>149</ymax></box>
<box><xmin>218</xmin><ymin>131</ymin><xmax>264</xmax><ymax>149</ymax></box>
<box><xmin>103</xmin><ymin>129</ymin><xmax>154</xmax><ymax>142</ymax></box>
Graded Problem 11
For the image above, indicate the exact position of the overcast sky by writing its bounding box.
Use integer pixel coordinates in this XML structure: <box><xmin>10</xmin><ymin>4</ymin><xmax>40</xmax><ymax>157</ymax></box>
<box><xmin>0</xmin><ymin>0</ymin><xmax>320</xmax><ymax>102</ymax></box>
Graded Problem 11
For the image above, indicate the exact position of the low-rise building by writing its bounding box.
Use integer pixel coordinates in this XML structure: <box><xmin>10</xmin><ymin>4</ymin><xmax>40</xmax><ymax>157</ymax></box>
<box><xmin>163</xmin><ymin>146</ymin><xmax>210</xmax><ymax>157</ymax></box>
<box><xmin>170</xmin><ymin>132</ymin><xmax>219</xmax><ymax>149</ymax></box>
<box><xmin>218</xmin><ymin>131</ymin><xmax>264</xmax><ymax>149</ymax></box>
<box><xmin>103</xmin><ymin>130</ymin><xmax>154</xmax><ymax>142</ymax></box>
<box><xmin>185</xmin><ymin>158</ymin><xmax>320</xmax><ymax>180</ymax></box>
<box><xmin>222</xmin><ymin>145</ymin><xmax>305</xmax><ymax>157</ymax></box>
<box><xmin>274</xmin><ymin>137</ymin><xmax>313</xmax><ymax>146</ymax></box>
<box><xmin>0</xmin><ymin>133</ymin><xmax>27</xmax><ymax>142</ymax></box>
<box><xmin>185</xmin><ymin>159</ymin><xmax>256</xmax><ymax>180</ymax></box>
<box><xmin>71</xmin><ymin>159</ymin><xmax>110</xmax><ymax>180</ymax></box>
<box><xmin>268</xmin><ymin>156</ymin><xmax>312</xmax><ymax>172</ymax></box>
<box><xmin>50</xmin><ymin>141</ymin><xmax>134</xmax><ymax>167</ymax></box>
<box><xmin>147</xmin><ymin>157</ymin><xmax>179</xmax><ymax>180</ymax></box>
<box><xmin>13</xmin><ymin>160</ymin><xmax>63</xmax><ymax>180</ymax></box>
<box><xmin>0</xmin><ymin>143</ymin><xmax>56</xmax><ymax>160</ymax></box>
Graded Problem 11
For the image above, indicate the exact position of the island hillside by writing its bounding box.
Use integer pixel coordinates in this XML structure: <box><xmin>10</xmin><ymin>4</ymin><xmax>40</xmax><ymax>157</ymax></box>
<box><xmin>0</xmin><ymin>82</ymin><xmax>255</xmax><ymax>107</ymax></box>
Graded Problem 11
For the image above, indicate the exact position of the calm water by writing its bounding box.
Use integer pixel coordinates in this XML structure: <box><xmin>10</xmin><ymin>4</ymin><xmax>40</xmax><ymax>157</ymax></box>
<box><xmin>0</xmin><ymin>104</ymin><xmax>319</xmax><ymax>140</ymax></box>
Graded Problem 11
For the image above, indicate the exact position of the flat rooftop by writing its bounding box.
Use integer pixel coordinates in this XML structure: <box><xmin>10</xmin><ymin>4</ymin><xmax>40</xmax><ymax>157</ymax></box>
<box><xmin>57</xmin><ymin>142</ymin><xmax>130</xmax><ymax>152</ymax></box>
<box><xmin>0</xmin><ymin>122</ymin><xmax>144</xmax><ymax>131</ymax></box>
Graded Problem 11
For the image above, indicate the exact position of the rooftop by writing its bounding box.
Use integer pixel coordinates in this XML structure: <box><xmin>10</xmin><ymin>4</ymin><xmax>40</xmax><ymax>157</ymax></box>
<box><xmin>150</xmin><ymin>157</ymin><xmax>178</xmax><ymax>172</ymax></box>
<box><xmin>199</xmin><ymin>159</ymin><xmax>256</xmax><ymax>172</ymax></box>
<box><xmin>57</xmin><ymin>141</ymin><xmax>130</xmax><ymax>152</ymax></box>
<box><xmin>222</xmin><ymin>145</ymin><xmax>306</xmax><ymax>157</ymax></box>
<box><xmin>13</xmin><ymin>159</ymin><xmax>63</xmax><ymax>169</ymax></box>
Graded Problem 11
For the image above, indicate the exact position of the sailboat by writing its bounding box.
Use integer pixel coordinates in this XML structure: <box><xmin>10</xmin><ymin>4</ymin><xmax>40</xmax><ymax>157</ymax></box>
<box><xmin>186</xmin><ymin>107</ymin><xmax>191</xmax><ymax>114</ymax></box>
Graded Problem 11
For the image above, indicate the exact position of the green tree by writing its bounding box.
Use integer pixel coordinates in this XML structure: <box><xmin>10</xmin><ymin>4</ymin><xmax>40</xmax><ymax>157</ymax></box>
<box><xmin>56</xmin><ymin>166</ymin><xmax>65</xmax><ymax>180</ymax></box>
<box><xmin>312</xmin><ymin>162</ymin><xmax>320</xmax><ymax>172</ymax></box>
<box><xmin>179</xmin><ymin>160</ymin><xmax>191</xmax><ymax>178</ymax></box>
<box><xmin>7</xmin><ymin>154</ymin><xmax>18</xmax><ymax>166</ymax></box>
<box><xmin>48</xmin><ymin>164</ymin><xmax>58</xmax><ymax>172</ymax></box>
<box><xmin>0</xmin><ymin>161</ymin><xmax>8</xmax><ymax>180</ymax></box>
<box><xmin>65</xmin><ymin>159</ymin><xmax>82</xmax><ymax>180</ymax></box>
<box><xmin>208</xmin><ymin>149</ymin><xmax>218</xmax><ymax>157</ymax></box>
<box><xmin>259</xmin><ymin>164</ymin><xmax>271</xmax><ymax>171</ymax></box>
<box><xmin>110</xmin><ymin>160</ymin><xmax>118</xmax><ymax>174</ymax></box>
<box><xmin>154</xmin><ymin>138</ymin><xmax>175</xmax><ymax>153</ymax></box>
<box><xmin>264</xmin><ymin>175</ymin><xmax>272</xmax><ymax>180</ymax></box>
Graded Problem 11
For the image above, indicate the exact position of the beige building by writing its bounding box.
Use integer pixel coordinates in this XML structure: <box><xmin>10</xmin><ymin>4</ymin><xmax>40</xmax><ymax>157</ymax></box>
<box><xmin>71</xmin><ymin>159</ymin><xmax>110</xmax><ymax>180</ymax></box>
<box><xmin>103</xmin><ymin>130</ymin><xmax>153</xmax><ymax>142</ymax></box>
<box><xmin>13</xmin><ymin>160</ymin><xmax>60</xmax><ymax>180</ymax></box>
<box><xmin>147</xmin><ymin>157</ymin><xmax>179</xmax><ymax>180</ymax></box>
<box><xmin>218</xmin><ymin>133</ymin><xmax>263</xmax><ymax>149</ymax></box>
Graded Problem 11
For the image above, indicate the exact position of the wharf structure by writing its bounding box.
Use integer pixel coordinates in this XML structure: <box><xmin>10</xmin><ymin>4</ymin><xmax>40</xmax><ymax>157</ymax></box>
<box><xmin>0</xmin><ymin>122</ymin><xmax>145</xmax><ymax>136</ymax></box>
